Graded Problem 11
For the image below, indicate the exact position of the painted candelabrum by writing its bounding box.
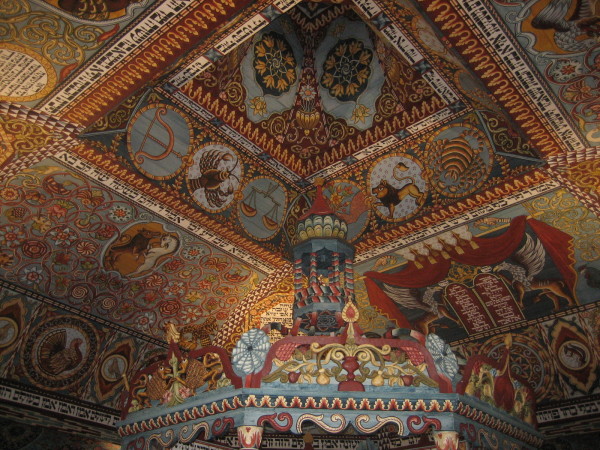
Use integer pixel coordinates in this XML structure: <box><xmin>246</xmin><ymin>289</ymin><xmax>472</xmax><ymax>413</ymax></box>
<box><xmin>292</xmin><ymin>178</ymin><xmax>353</xmax><ymax>335</ymax></box>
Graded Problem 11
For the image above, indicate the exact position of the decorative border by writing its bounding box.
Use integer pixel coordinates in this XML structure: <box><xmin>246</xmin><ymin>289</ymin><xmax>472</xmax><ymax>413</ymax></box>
<box><xmin>51</xmin><ymin>148</ymin><xmax>284</xmax><ymax>273</ymax></box>
<box><xmin>118</xmin><ymin>392</ymin><xmax>543</xmax><ymax>447</ymax></box>
<box><xmin>0</xmin><ymin>378</ymin><xmax>119</xmax><ymax>428</ymax></box>
<box><xmin>415</xmin><ymin>0</ymin><xmax>585</xmax><ymax>157</ymax></box>
<box><xmin>39</xmin><ymin>0</ymin><xmax>257</xmax><ymax>125</ymax></box>
<box><xmin>354</xmin><ymin>171</ymin><xmax>558</xmax><ymax>262</ymax></box>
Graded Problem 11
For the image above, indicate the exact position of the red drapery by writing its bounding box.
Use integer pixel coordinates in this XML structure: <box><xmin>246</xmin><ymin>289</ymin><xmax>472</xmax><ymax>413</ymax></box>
<box><xmin>364</xmin><ymin>216</ymin><xmax>575</xmax><ymax>326</ymax></box>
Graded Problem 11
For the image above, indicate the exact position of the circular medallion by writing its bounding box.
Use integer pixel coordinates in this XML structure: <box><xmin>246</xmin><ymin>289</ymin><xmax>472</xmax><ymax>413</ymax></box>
<box><xmin>559</xmin><ymin>340</ymin><xmax>590</xmax><ymax>371</ymax></box>
<box><xmin>0</xmin><ymin>317</ymin><xmax>18</xmax><ymax>348</ymax></box>
<box><xmin>368</xmin><ymin>153</ymin><xmax>427</xmax><ymax>222</ymax></box>
<box><xmin>323</xmin><ymin>179</ymin><xmax>369</xmax><ymax>242</ymax></box>
<box><xmin>187</xmin><ymin>143</ymin><xmax>242</xmax><ymax>212</ymax></box>
<box><xmin>483</xmin><ymin>335</ymin><xmax>554</xmax><ymax>402</ymax></box>
<box><xmin>425</xmin><ymin>122</ymin><xmax>493</xmax><ymax>198</ymax></box>
<box><xmin>128</xmin><ymin>104</ymin><xmax>192</xmax><ymax>180</ymax></box>
<box><xmin>101</xmin><ymin>354</ymin><xmax>128</xmax><ymax>382</ymax></box>
<box><xmin>0</xmin><ymin>44</ymin><xmax>56</xmax><ymax>102</ymax></box>
<box><xmin>22</xmin><ymin>316</ymin><xmax>98</xmax><ymax>390</ymax></box>
<box><xmin>102</xmin><ymin>222</ymin><xmax>180</xmax><ymax>279</ymax></box>
<box><xmin>238</xmin><ymin>177</ymin><xmax>287</xmax><ymax>240</ymax></box>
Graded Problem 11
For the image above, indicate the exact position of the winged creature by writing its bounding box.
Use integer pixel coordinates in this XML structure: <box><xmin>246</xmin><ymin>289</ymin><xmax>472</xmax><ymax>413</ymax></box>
<box><xmin>531</xmin><ymin>0</ymin><xmax>599</xmax><ymax>52</ymax></box>
<box><xmin>382</xmin><ymin>284</ymin><xmax>459</xmax><ymax>334</ymax></box>
<box><xmin>494</xmin><ymin>234</ymin><xmax>574</xmax><ymax>310</ymax></box>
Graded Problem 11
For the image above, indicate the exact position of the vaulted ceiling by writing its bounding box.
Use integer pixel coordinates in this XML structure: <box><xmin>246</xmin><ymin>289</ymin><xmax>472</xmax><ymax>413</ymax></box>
<box><xmin>0</xmin><ymin>0</ymin><xmax>599</xmax><ymax>446</ymax></box>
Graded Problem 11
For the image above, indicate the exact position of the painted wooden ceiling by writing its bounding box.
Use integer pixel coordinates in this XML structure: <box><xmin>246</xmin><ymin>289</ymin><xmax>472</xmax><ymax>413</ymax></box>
<box><xmin>0</xmin><ymin>0</ymin><xmax>599</xmax><ymax>443</ymax></box>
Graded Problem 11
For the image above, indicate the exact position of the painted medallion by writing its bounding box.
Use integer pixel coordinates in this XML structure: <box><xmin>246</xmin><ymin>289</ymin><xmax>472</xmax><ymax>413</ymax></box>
<box><xmin>22</xmin><ymin>316</ymin><xmax>98</xmax><ymax>390</ymax></box>
<box><xmin>238</xmin><ymin>177</ymin><xmax>287</xmax><ymax>240</ymax></box>
<box><xmin>368</xmin><ymin>153</ymin><xmax>427</xmax><ymax>222</ymax></box>
<box><xmin>425</xmin><ymin>122</ymin><xmax>493</xmax><ymax>198</ymax></box>
<box><xmin>187</xmin><ymin>143</ymin><xmax>242</xmax><ymax>212</ymax></box>
<box><xmin>128</xmin><ymin>104</ymin><xmax>192</xmax><ymax>180</ymax></box>
<box><xmin>103</xmin><ymin>222</ymin><xmax>180</xmax><ymax>278</ymax></box>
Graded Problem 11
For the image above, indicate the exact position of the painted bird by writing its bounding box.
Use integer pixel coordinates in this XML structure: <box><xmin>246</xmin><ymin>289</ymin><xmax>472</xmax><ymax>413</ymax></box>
<box><xmin>39</xmin><ymin>330</ymin><xmax>83</xmax><ymax>375</ymax></box>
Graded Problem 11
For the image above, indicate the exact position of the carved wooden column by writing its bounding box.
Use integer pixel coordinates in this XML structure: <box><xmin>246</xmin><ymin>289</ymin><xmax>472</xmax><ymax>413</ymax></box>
<box><xmin>433</xmin><ymin>430</ymin><xmax>459</xmax><ymax>450</ymax></box>
<box><xmin>237</xmin><ymin>425</ymin><xmax>263</xmax><ymax>449</ymax></box>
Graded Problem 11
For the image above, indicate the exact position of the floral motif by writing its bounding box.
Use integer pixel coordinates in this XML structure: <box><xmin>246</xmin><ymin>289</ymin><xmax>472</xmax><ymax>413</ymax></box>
<box><xmin>426</xmin><ymin>333</ymin><xmax>459</xmax><ymax>380</ymax></box>
<box><xmin>28</xmin><ymin>217</ymin><xmax>51</xmax><ymax>236</ymax></box>
<box><xmin>94</xmin><ymin>224</ymin><xmax>117</xmax><ymax>240</ymax></box>
<box><xmin>21</xmin><ymin>266</ymin><xmax>44</xmax><ymax>286</ymax></box>
<box><xmin>134</xmin><ymin>311</ymin><xmax>155</xmax><ymax>331</ymax></box>
<box><xmin>109</xmin><ymin>205</ymin><xmax>133</xmax><ymax>223</ymax></box>
<box><xmin>163</xmin><ymin>258</ymin><xmax>184</xmax><ymax>273</ymax></box>
<box><xmin>182</xmin><ymin>245</ymin><xmax>208</xmax><ymax>260</ymax></box>
<box><xmin>159</xmin><ymin>300</ymin><xmax>180</xmax><ymax>317</ymax></box>
<box><xmin>141</xmin><ymin>291</ymin><xmax>158</xmax><ymax>304</ymax></box>
<box><xmin>351</xmin><ymin>104</ymin><xmax>371</xmax><ymax>124</ymax></box>
<box><xmin>232</xmin><ymin>328</ymin><xmax>270</xmax><ymax>375</ymax></box>
<box><xmin>22</xmin><ymin>240</ymin><xmax>49</xmax><ymax>259</ymax></box>
<box><xmin>180</xmin><ymin>305</ymin><xmax>203</xmax><ymax>323</ymax></box>
<box><xmin>0</xmin><ymin>251</ymin><xmax>15</xmax><ymax>268</ymax></box>
<box><xmin>564</xmin><ymin>78</ymin><xmax>595</xmax><ymax>103</ymax></box>
<box><xmin>48</xmin><ymin>226</ymin><xmax>78</xmax><ymax>247</ymax></box>
<box><xmin>53</xmin><ymin>252</ymin><xmax>72</xmax><ymax>266</ymax></box>
<box><xmin>299</xmin><ymin>84</ymin><xmax>316</xmax><ymax>101</ymax></box>
<box><xmin>145</xmin><ymin>274</ymin><xmax>166</xmax><ymax>288</ymax></box>
<box><xmin>184</xmin><ymin>290</ymin><xmax>203</xmax><ymax>303</ymax></box>
<box><xmin>75</xmin><ymin>240</ymin><xmax>98</xmax><ymax>256</ymax></box>
<box><xmin>549</xmin><ymin>59</ymin><xmax>584</xmax><ymax>83</ymax></box>
<box><xmin>163</xmin><ymin>281</ymin><xmax>186</xmax><ymax>296</ymax></box>
<box><xmin>77</xmin><ymin>189</ymin><xmax>105</xmax><ymax>208</ymax></box>
<box><xmin>0</xmin><ymin>187</ymin><xmax>19</xmax><ymax>202</ymax></box>
<box><xmin>47</xmin><ymin>203</ymin><xmax>68</xmax><ymax>220</ymax></box>
<box><xmin>254</xmin><ymin>32</ymin><xmax>297</xmax><ymax>95</ymax></box>
<box><xmin>249</xmin><ymin>96</ymin><xmax>267</xmax><ymax>117</ymax></box>
<box><xmin>321</xmin><ymin>38</ymin><xmax>373</xmax><ymax>102</ymax></box>
<box><xmin>0</xmin><ymin>225</ymin><xmax>26</xmax><ymax>248</ymax></box>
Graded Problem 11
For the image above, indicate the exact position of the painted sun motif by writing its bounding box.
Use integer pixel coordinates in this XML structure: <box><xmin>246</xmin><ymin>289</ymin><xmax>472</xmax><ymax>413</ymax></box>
<box><xmin>253</xmin><ymin>32</ymin><xmax>297</xmax><ymax>96</ymax></box>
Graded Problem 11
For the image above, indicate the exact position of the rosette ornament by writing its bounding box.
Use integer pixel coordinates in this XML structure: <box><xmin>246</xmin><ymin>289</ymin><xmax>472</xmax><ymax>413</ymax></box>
<box><xmin>425</xmin><ymin>333</ymin><xmax>459</xmax><ymax>380</ymax></box>
<box><xmin>232</xmin><ymin>329</ymin><xmax>271</xmax><ymax>375</ymax></box>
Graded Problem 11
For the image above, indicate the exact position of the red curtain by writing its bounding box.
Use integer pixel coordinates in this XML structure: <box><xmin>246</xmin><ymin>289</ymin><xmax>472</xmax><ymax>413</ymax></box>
<box><xmin>363</xmin><ymin>215</ymin><xmax>575</xmax><ymax>326</ymax></box>
<box><xmin>365</xmin><ymin>216</ymin><xmax>527</xmax><ymax>288</ymax></box>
